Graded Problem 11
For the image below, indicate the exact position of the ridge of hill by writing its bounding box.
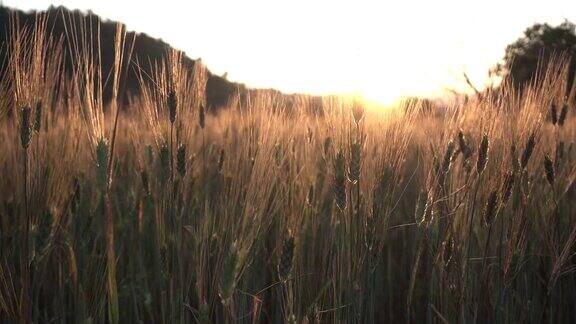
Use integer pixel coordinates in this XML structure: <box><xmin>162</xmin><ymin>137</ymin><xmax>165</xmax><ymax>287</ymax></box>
<box><xmin>0</xmin><ymin>5</ymin><xmax>257</xmax><ymax>109</ymax></box>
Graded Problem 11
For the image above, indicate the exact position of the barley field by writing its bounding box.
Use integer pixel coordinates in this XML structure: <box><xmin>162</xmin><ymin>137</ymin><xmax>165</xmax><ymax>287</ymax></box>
<box><xmin>1</xmin><ymin>15</ymin><xmax>576</xmax><ymax>324</ymax></box>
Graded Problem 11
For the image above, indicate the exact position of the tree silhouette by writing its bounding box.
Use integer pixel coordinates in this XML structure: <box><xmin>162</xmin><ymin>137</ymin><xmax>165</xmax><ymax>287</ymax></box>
<box><xmin>498</xmin><ymin>21</ymin><xmax>576</xmax><ymax>91</ymax></box>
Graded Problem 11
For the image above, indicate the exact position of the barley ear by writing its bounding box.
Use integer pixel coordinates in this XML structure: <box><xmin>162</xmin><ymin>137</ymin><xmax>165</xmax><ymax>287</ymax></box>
<box><xmin>549</xmin><ymin>104</ymin><xmax>558</xmax><ymax>125</ymax></box>
<box><xmin>441</xmin><ymin>140</ymin><xmax>456</xmax><ymax>174</ymax></box>
<box><xmin>218</xmin><ymin>148</ymin><xmax>225</xmax><ymax>173</ymax></box>
<box><xmin>176</xmin><ymin>144</ymin><xmax>186</xmax><ymax>176</ymax></box>
<box><xmin>278</xmin><ymin>235</ymin><xmax>295</xmax><ymax>281</ymax></box>
<box><xmin>352</xmin><ymin>104</ymin><xmax>364</xmax><ymax>125</ymax></box>
<box><xmin>558</xmin><ymin>103</ymin><xmax>568</xmax><ymax>126</ymax></box>
<box><xmin>199</xmin><ymin>104</ymin><xmax>206</xmax><ymax>129</ymax></box>
<box><xmin>501</xmin><ymin>171</ymin><xmax>515</xmax><ymax>205</ymax></box>
<box><xmin>20</xmin><ymin>106</ymin><xmax>32</xmax><ymax>149</ymax></box>
<box><xmin>521</xmin><ymin>132</ymin><xmax>536</xmax><ymax>169</ymax></box>
<box><xmin>457</xmin><ymin>130</ymin><xmax>472</xmax><ymax>160</ymax></box>
<box><xmin>476</xmin><ymin>134</ymin><xmax>489</xmax><ymax>175</ymax></box>
<box><xmin>543</xmin><ymin>154</ymin><xmax>555</xmax><ymax>186</ymax></box>
<box><xmin>510</xmin><ymin>143</ymin><xmax>520</xmax><ymax>172</ymax></box>
<box><xmin>167</xmin><ymin>89</ymin><xmax>177</xmax><ymax>124</ymax></box>
<box><xmin>484</xmin><ymin>190</ymin><xmax>499</xmax><ymax>225</ymax></box>
<box><xmin>323</xmin><ymin>137</ymin><xmax>332</xmax><ymax>157</ymax></box>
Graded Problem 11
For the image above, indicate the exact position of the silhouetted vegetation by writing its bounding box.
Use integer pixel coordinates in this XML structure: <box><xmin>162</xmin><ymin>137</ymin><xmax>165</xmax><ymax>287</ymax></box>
<box><xmin>0</xmin><ymin>5</ymin><xmax>246</xmax><ymax>109</ymax></box>
<box><xmin>498</xmin><ymin>20</ymin><xmax>576</xmax><ymax>91</ymax></box>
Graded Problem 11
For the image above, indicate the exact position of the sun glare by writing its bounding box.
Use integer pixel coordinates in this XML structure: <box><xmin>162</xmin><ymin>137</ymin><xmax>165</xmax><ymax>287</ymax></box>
<box><xmin>7</xmin><ymin>0</ymin><xmax>576</xmax><ymax>105</ymax></box>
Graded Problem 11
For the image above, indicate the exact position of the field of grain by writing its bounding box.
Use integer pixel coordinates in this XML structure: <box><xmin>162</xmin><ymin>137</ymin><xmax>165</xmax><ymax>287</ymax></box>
<box><xmin>1</xmin><ymin>15</ymin><xmax>576</xmax><ymax>324</ymax></box>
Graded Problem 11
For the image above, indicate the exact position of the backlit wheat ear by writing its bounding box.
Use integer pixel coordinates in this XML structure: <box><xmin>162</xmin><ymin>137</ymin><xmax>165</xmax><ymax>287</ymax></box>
<box><xmin>278</xmin><ymin>235</ymin><xmax>295</xmax><ymax>281</ymax></box>
<box><xmin>323</xmin><ymin>137</ymin><xmax>332</xmax><ymax>157</ymax></box>
<box><xmin>441</xmin><ymin>140</ymin><xmax>456</xmax><ymax>174</ymax></box>
<box><xmin>20</xmin><ymin>106</ymin><xmax>32</xmax><ymax>149</ymax></box>
<box><xmin>349</xmin><ymin>141</ymin><xmax>361</xmax><ymax>183</ymax></box>
<box><xmin>432</xmin><ymin>150</ymin><xmax>441</xmax><ymax>177</ymax></box>
<box><xmin>484</xmin><ymin>190</ymin><xmax>499</xmax><ymax>225</ymax></box>
<box><xmin>333</xmin><ymin>150</ymin><xmax>347</xmax><ymax>210</ymax></box>
<box><xmin>457</xmin><ymin>130</ymin><xmax>473</xmax><ymax>172</ymax></box>
<box><xmin>218</xmin><ymin>149</ymin><xmax>225</xmax><ymax>173</ymax></box>
<box><xmin>549</xmin><ymin>104</ymin><xmax>558</xmax><ymax>125</ymax></box>
<box><xmin>199</xmin><ymin>104</ymin><xmax>205</xmax><ymax>129</ymax></box>
<box><xmin>501</xmin><ymin>171</ymin><xmax>515</xmax><ymax>205</ymax></box>
<box><xmin>476</xmin><ymin>134</ymin><xmax>489</xmax><ymax>175</ymax></box>
<box><xmin>458</xmin><ymin>130</ymin><xmax>472</xmax><ymax>160</ymax></box>
<box><xmin>352</xmin><ymin>104</ymin><xmax>364</xmax><ymax>125</ymax></box>
<box><xmin>167</xmin><ymin>89</ymin><xmax>177</xmax><ymax>124</ymax></box>
<box><xmin>558</xmin><ymin>103</ymin><xmax>568</xmax><ymax>126</ymax></box>
<box><xmin>176</xmin><ymin>144</ymin><xmax>186</xmax><ymax>176</ymax></box>
<box><xmin>510</xmin><ymin>143</ymin><xmax>520</xmax><ymax>172</ymax></box>
<box><xmin>33</xmin><ymin>100</ymin><xmax>42</xmax><ymax>133</ymax></box>
<box><xmin>146</xmin><ymin>144</ymin><xmax>154</xmax><ymax>165</ymax></box>
<box><xmin>19</xmin><ymin>105</ymin><xmax>32</xmax><ymax>323</ymax></box>
<box><xmin>307</xmin><ymin>127</ymin><xmax>313</xmax><ymax>144</ymax></box>
<box><xmin>158</xmin><ymin>142</ymin><xmax>170</xmax><ymax>184</ymax></box>
<box><xmin>543</xmin><ymin>154</ymin><xmax>555</xmax><ymax>186</ymax></box>
<box><xmin>521</xmin><ymin>132</ymin><xmax>536</xmax><ymax>169</ymax></box>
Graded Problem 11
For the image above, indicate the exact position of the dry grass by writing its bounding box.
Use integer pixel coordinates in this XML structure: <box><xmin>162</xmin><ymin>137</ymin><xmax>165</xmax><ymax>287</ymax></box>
<box><xmin>1</xmin><ymin>13</ymin><xmax>576</xmax><ymax>323</ymax></box>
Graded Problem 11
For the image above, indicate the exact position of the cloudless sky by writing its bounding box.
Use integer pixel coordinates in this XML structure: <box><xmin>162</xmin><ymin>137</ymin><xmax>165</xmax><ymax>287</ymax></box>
<box><xmin>5</xmin><ymin>0</ymin><xmax>576</xmax><ymax>104</ymax></box>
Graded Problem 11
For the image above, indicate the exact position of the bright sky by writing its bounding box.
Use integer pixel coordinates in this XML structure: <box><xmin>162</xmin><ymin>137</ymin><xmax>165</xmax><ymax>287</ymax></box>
<box><xmin>5</xmin><ymin>0</ymin><xmax>576</xmax><ymax>104</ymax></box>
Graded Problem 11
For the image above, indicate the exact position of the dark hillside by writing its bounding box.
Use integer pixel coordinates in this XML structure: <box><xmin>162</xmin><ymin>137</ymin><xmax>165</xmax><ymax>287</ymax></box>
<box><xmin>0</xmin><ymin>5</ymin><xmax>246</xmax><ymax>109</ymax></box>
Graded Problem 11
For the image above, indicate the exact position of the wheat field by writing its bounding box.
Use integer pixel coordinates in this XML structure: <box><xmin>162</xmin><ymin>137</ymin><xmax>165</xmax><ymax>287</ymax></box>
<box><xmin>1</xmin><ymin>14</ymin><xmax>576</xmax><ymax>324</ymax></box>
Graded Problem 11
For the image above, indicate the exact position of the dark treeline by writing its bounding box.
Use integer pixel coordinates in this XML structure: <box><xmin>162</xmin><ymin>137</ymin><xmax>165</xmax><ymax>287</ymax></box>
<box><xmin>0</xmin><ymin>5</ymin><xmax>246</xmax><ymax>110</ymax></box>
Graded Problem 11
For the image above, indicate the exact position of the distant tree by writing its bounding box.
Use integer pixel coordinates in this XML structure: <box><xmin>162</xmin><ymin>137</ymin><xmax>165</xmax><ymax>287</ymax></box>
<box><xmin>497</xmin><ymin>20</ymin><xmax>576</xmax><ymax>91</ymax></box>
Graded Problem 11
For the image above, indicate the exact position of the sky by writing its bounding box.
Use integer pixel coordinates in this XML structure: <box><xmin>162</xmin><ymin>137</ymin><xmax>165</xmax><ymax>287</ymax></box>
<box><xmin>4</xmin><ymin>0</ymin><xmax>576</xmax><ymax>104</ymax></box>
